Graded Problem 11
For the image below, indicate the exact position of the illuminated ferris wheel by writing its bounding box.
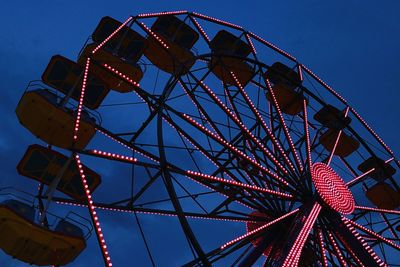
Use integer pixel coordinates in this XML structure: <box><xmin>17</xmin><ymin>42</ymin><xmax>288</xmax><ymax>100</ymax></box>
<box><xmin>1</xmin><ymin>10</ymin><xmax>400</xmax><ymax>266</ymax></box>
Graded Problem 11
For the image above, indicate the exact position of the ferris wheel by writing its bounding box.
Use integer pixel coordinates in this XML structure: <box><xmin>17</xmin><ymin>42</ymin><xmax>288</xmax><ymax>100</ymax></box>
<box><xmin>1</xmin><ymin>10</ymin><xmax>400</xmax><ymax>266</ymax></box>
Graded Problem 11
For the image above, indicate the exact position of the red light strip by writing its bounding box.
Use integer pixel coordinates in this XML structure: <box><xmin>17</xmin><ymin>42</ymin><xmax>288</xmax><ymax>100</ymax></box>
<box><xmin>350</xmin><ymin>107</ymin><xmax>395</xmax><ymax>157</ymax></box>
<box><xmin>137</xmin><ymin>10</ymin><xmax>188</xmax><ymax>18</ymax></box>
<box><xmin>327</xmin><ymin>130</ymin><xmax>343</xmax><ymax>166</ymax></box>
<box><xmin>163</xmin><ymin>117</ymin><xmax>225</xmax><ymax>172</ymax></box>
<box><xmin>345</xmin><ymin>157</ymin><xmax>395</xmax><ymax>187</ymax></box>
<box><xmin>245</xmin><ymin>34</ymin><xmax>257</xmax><ymax>54</ymax></box>
<box><xmin>197</xmin><ymin>79</ymin><xmax>289</xmax><ymax>175</ymax></box>
<box><xmin>177</xmin><ymin>81</ymin><xmax>219</xmax><ymax>135</ymax></box>
<box><xmin>337</xmin><ymin>234</ymin><xmax>365</xmax><ymax>267</ymax></box>
<box><xmin>75</xmin><ymin>155</ymin><xmax>113</xmax><ymax>266</ymax></box>
<box><xmin>341</xmin><ymin>217</ymin><xmax>387</xmax><ymax>266</ymax></box>
<box><xmin>182</xmin><ymin>171</ymin><xmax>253</xmax><ymax>210</ymax></box>
<box><xmin>317</xmin><ymin>229</ymin><xmax>329</xmax><ymax>267</ymax></box>
<box><xmin>354</xmin><ymin>205</ymin><xmax>400</xmax><ymax>215</ymax></box>
<box><xmin>138</xmin><ymin>22</ymin><xmax>169</xmax><ymax>49</ymax></box>
<box><xmin>181</xmin><ymin>113</ymin><xmax>289</xmax><ymax>186</ymax></box>
<box><xmin>327</xmin><ymin>107</ymin><xmax>349</xmax><ymax>166</ymax></box>
<box><xmin>223</xmin><ymin>82</ymin><xmax>284</xmax><ymax>170</ymax></box>
<box><xmin>266</xmin><ymin>78</ymin><xmax>303</xmax><ymax>171</ymax></box>
<box><xmin>56</xmin><ymin>200</ymin><xmax>255</xmax><ymax>223</ymax></box>
<box><xmin>343</xmin><ymin>217</ymin><xmax>400</xmax><ymax>251</ymax></box>
<box><xmin>189</xmin><ymin>16</ymin><xmax>210</xmax><ymax>43</ymax></box>
<box><xmin>248</xmin><ymin>31</ymin><xmax>296</xmax><ymax>61</ymax></box>
<box><xmin>327</xmin><ymin>232</ymin><xmax>347</xmax><ymax>267</ymax></box>
<box><xmin>303</xmin><ymin>100</ymin><xmax>313</xmax><ymax>170</ymax></box>
<box><xmin>220</xmin><ymin>208</ymin><xmax>299</xmax><ymax>249</ymax></box>
<box><xmin>102</xmin><ymin>63</ymin><xmax>147</xmax><ymax>103</ymax></box>
<box><xmin>297</xmin><ymin>64</ymin><xmax>303</xmax><ymax>81</ymax></box>
<box><xmin>345</xmin><ymin>168</ymin><xmax>375</xmax><ymax>187</ymax></box>
<box><xmin>160</xmin><ymin>113</ymin><xmax>255</xmax><ymax>210</ymax></box>
<box><xmin>162</xmin><ymin>116</ymin><xmax>241</xmax><ymax>187</ymax></box>
<box><xmin>282</xmin><ymin>202</ymin><xmax>321</xmax><ymax>267</ymax></box>
<box><xmin>102</xmin><ymin>63</ymin><xmax>140</xmax><ymax>87</ymax></box>
<box><xmin>73</xmin><ymin>57</ymin><xmax>91</xmax><ymax>141</ymax></box>
<box><xmin>191</xmin><ymin>12</ymin><xmax>242</xmax><ymax>30</ymax></box>
<box><xmin>95</xmin><ymin>128</ymin><xmax>159</xmax><ymax>163</ymax></box>
<box><xmin>162</xmin><ymin>118</ymin><xmax>256</xmax><ymax>211</ymax></box>
<box><xmin>230</xmin><ymin>71</ymin><xmax>296</xmax><ymax>173</ymax></box>
<box><xmin>186</xmin><ymin>170</ymin><xmax>293</xmax><ymax>198</ymax></box>
<box><xmin>92</xmin><ymin>17</ymin><xmax>133</xmax><ymax>54</ymax></box>
<box><xmin>88</xmin><ymin>149</ymin><xmax>137</xmax><ymax>163</ymax></box>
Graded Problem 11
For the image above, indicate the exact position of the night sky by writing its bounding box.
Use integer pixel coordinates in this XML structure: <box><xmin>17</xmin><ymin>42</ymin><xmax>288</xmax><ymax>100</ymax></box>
<box><xmin>1</xmin><ymin>1</ymin><xmax>400</xmax><ymax>266</ymax></box>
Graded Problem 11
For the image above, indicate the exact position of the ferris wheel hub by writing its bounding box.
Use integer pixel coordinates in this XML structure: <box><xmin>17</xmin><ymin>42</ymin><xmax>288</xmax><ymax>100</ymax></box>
<box><xmin>311</xmin><ymin>162</ymin><xmax>355</xmax><ymax>214</ymax></box>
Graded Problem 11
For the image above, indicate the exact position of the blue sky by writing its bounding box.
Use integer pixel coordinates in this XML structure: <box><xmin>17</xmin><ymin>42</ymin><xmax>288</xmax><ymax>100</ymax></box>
<box><xmin>0</xmin><ymin>1</ymin><xmax>399</xmax><ymax>266</ymax></box>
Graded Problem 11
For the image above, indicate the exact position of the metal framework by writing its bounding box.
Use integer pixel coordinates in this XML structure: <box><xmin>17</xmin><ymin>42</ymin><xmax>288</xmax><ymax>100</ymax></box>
<box><xmin>14</xmin><ymin>10</ymin><xmax>400</xmax><ymax>266</ymax></box>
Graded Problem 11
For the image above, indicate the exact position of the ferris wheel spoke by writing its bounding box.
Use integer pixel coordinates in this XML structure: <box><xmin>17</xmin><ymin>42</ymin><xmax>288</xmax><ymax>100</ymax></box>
<box><xmin>326</xmin><ymin>231</ymin><xmax>347</xmax><ymax>267</ymax></box>
<box><xmin>323</xmin><ymin>211</ymin><xmax>387</xmax><ymax>266</ymax></box>
<box><xmin>326</xmin><ymin>107</ymin><xmax>350</xmax><ymax>166</ymax></box>
<box><xmin>178</xmin><ymin>79</ymin><xmax>225</xmax><ymax>138</ymax></box>
<box><xmin>163</xmin><ymin>112</ymin><xmax>251</xmax><ymax>183</ymax></box>
<box><xmin>346</xmin><ymin>157</ymin><xmax>395</xmax><ymax>187</ymax></box>
<box><xmin>337</xmin><ymin>236</ymin><xmax>366</xmax><ymax>267</ymax></box>
<box><xmin>222</xmin><ymin>78</ymin><xmax>293</xmax><ymax>178</ymax></box>
<box><xmin>187</xmin><ymin>74</ymin><xmax>290</xmax><ymax>176</ymax></box>
<box><xmin>188</xmin><ymin>15</ymin><xmax>211</xmax><ymax>44</ymax></box>
<box><xmin>229</xmin><ymin>71</ymin><xmax>297</xmax><ymax>174</ymax></box>
<box><xmin>317</xmin><ymin>229</ymin><xmax>329</xmax><ymax>267</ymax></box>
<box><xmin>163</xmin><ymin>121</ymin><xmax>277</xmax><ymax>212</ymax></box>
<box><xmin>302</xmin><ymin>99</ymin><xmax>313</xmax><ymax>171</ymax></box>
<box><xmin>354</xmin><ymin>205</ymin><xmax>400</xmax><ymax>215</ymax></box>
<box><xmin>264</xmin><ymin>78</ymin><xmax>304</xmax><ymax>172</ymax></box>
<box><xmin>53</xmin><ymin>197</ymin><xmax>260</xmax><ymax>223</ymax></box>
<box><xmin>161</xmin><ymin>115</ymin><xmax>269</xmax><ymax>210</ymax></box>
<box><xmin>179</xmin><ymin>208</ymin><xmax>302</xmax><ymax>266</ymax></box>
<box><xmin>343</xmin><ymin>217</ymin><xmax>400</xmax><ymax>252</ymax></box>
<box><xmin>74</xmin><ymin>154</ymin><xmax>113</xmax><ymax>267</ymax></box>
<box><xmin>95</xmin><ymin>126</ymin><xmax>161</xmax><ymax>163</ymax></box>
<box><xmin>277</xmin><ymin>202</ymin><xmax>321</xmax><ymax>267</ymax></box>
<box><xmin>85</xmin><ymin>138</ymin><xmax>264</xmax><ymax>210</ymax></box>
<box><xmin>179</xmin><ymin>112</ymin><xmax>291</xmax><ymax>188</ymax></box>
<box><xmin>185</xmin><ymin>170</ymin><xmax>293</xmax><ymax>199</ymax></box>
<box><xmin>221</xmin><ymin>209</ymin><xmax>299</xmax><ymax>249</ymax></box>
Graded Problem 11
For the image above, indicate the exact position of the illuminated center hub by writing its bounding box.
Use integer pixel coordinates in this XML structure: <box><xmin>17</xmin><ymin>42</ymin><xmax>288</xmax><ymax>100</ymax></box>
<box><xmin>311</xmin><ymin>162</ymin><xmax>355</xmax><ymax>214</ymax></box>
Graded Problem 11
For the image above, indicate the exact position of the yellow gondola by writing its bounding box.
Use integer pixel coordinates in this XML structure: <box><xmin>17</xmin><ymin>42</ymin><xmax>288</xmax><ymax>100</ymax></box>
<box><xmin>17</xmin><ymin>144</ymin><xmax>101</xmax><ymax>200</ymax></box>
<box><xmin>266</xmin><ymin>83</ymin><xmax>305</xmax><ymax>115</ymax></box>
<box><xmin>0</xmin><ymin>199</ymin><xmax>86</xmax><ymax>266</ymax></box>
<box><xmin>314</xmin><ymin>104</ymin><xmax>351</xmax><ymax>130</ymax></box>
<box><xmin>319</xmin><ymin>129</ymin><xmax>360</xmax><ymax>158</ymax></box>
<box><xmin>144</xmin><ymin>15</ymin><xmax>199</xmax><ymax>74</ymax></box>
<box><xmin>92</xmin><ymin>16</ymin><xmax>148</xmax><ymax>62</ymax></box>
<box><xmin>366</xmin><ymin>183</ymin><xmax>400</xmax><ymax>210</ymax></box>
<box><xmin>78</xmin><ymin>43</ymin><xmax>144</xmax><ymax>93</ymax></box>
<box><xmin>209</xmin><ymin>30</ymin><xmax>254</xmax><ymax>87</ymax></box>
<box><xmin>16</xmin><ymin>89</ymin><xmax>96</xmax><ymax>150</ymax></box>
<box><xmin>265</xmin><ymin>62</ymin><xmax>305</xmax><ymax>115</ymax></box>
<box><xmin>358</xmin><ymin>157</ymin><xmax>396</xmax><ymax>182</ymax></box>
<box><xmin>42</xmin><ymin>55</ymin><xmax>110</xmax><ymax>109</ymax></box>
<box><xmin>314</xmin><ymin>104</ymin><xmax>359</xmax><ymax>157</ymax></box>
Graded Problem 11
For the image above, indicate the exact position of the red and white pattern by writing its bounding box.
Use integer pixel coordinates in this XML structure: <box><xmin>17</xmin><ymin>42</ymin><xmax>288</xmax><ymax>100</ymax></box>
<box><xmin>311</xmin><ymin>162</ymin><xmax>355</xmax><ymax>214</ymax></box>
